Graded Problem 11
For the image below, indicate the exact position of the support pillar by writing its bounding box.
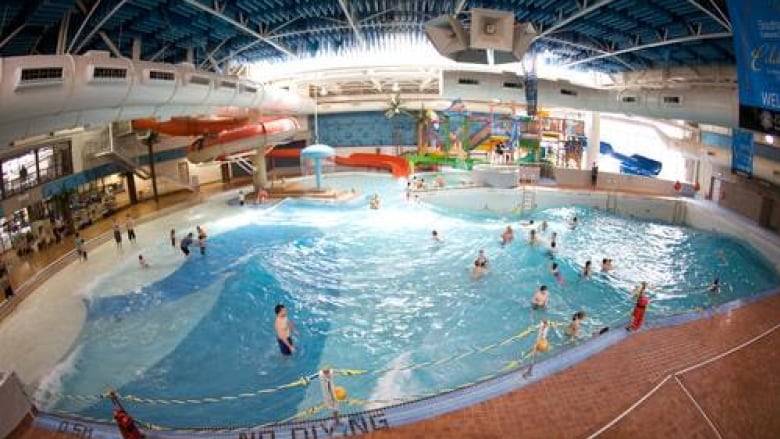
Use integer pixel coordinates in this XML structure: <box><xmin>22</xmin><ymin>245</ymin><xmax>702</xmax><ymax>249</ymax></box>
<box><xmin>584</xmin><ymin>111</ymin><xmax>601</xmax><ymax>169</ymax></box>
<box><xmin>125</xmin><ymin>171</ymin><xmax>138</xmax><ymax>204</ymax></box>
<box><xmin>253</xmin><ymin>147</ymin><xmax>268</xmax><ymax>191</ymax></box>
<box><xmin>186</xmin><ymin>47</ymin><xmax>194</xmax><ymax>63</ymax></box>
<box><xmin>132</xmin><ymin>37</ymin><xmax>141</xmax><ymax>61</ymax></box>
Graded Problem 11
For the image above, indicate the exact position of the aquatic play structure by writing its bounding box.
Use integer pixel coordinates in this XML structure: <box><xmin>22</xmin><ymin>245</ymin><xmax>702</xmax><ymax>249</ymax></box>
<box><xmin>300</xmin><ymin>144</ymin><xmax>335</xmax><ymax>190</ymax></box>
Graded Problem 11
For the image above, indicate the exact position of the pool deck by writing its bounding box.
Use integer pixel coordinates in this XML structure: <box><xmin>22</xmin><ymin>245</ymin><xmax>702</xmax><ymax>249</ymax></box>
<box><xmin>3</xmin><ymin>178</ymin><xmax>780</xmax><ymax>438</ymax></box>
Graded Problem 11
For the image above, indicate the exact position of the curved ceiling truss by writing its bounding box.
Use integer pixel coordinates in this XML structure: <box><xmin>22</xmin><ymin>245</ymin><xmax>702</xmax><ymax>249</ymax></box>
<box><xmin>0</xmin><ymin>0</ymin><xmax>733</xmax><ymax>73</ymax></box>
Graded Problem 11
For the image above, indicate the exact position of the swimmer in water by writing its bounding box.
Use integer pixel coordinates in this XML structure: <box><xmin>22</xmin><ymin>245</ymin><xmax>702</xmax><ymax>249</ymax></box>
<box><xmin>519</xmin><ymin>219</ymin><xmax>535</xmax><ymax>227</ymax></box>
<box><xmin>501</xmin><ymin>225</ymin><xmax>514</xmax><ymax>245</ymax></box>
<box><xmin>581</xmin><ymin>260</ymin><xmax>592</xmax><ymax>279</ymax></box>
<box><xmin>138</xmin><ymin>254</ymin><xmax>149</xmax><ymax>269</ymax></box>
<box><xmin>548</xmin><ymin>241</ymin><xmax>558</xmax><ymax>259</ymax></box>
<box><xmin>708</xmin><ymin>278</ymin><xmax>720</xmax><ymax>293</ymax></box>
<box><xmin>531</xmin><ymin>285</ymin><xmax>549</xmax><ymax>309</ymax></box>
<box><xmin>540</xmin><ymin>221</ymin><xmax>548</xmax><ymax>233</ymax></box>
<box><xmin>275</xmin><ymin>304</ymin><xmax>298</xmax><ymax>355</ymax></box>
<box><xmin>472</xmin><ymin>249</ymin><xmax>488</xmax><ymax>279</ymax></box>
<box><xmin>551</xmin><ymin>262</ymin><xmax>564</xmax><ymax>285</ymax></box>
<box><xmin>369</xmin><ymin>194</ymin><xmax>381</xmax><ymax>209</ymax></box>
<box><xmin>569</xmin><ymin>216</ymin><xmax>578</xmax><ymax>230</ymax></box>
<box><xmin>601</xmin><ymin>258</ymin><xmax>614</xmax><ymax>272</ymax></box>
<box><xmin>550</xmin><ymin>232</ymin><xmax>558</xmax><ymax>246</ymax></box>
<box><xmin>566</xmin><ymin>311</ymin><xmax>587</xmax><ymax>337</ymax></box>
<box><xmin>529</xmin><ymin>229</ymin><xmax>537</xmax><ymax>245</ymax></box>
<box><xmin>432</xmin><ymin>230</ymin><xmax>442</xmax><ymax>242</ymax></box>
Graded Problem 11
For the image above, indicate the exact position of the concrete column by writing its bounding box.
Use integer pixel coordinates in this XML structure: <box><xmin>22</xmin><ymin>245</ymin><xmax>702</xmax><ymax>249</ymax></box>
<box><xmin>186</xmin><ymin>47</ymin><xmax>194</xmax><ymax>63</ymax></box>
<box><xmin>584</xmin><ymin>111</ymin><xmax>601</xmax><ymax>169</ymax></box>
<box><xmin>253</xmin><ymin>147</ymin><xmax>268</xmax><ymax>191</ymax></box>
<box><xmin>132</xmin><ymin>38</ymin><xmax>141</xmax><ymax>61</ymax></box>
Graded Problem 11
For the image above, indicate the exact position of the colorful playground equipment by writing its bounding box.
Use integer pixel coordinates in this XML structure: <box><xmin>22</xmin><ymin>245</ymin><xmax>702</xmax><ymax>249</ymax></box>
<box><xmin>599</xmin><ymin>141</ymin><xmax>663</xmax><ymax>177</ymax></box>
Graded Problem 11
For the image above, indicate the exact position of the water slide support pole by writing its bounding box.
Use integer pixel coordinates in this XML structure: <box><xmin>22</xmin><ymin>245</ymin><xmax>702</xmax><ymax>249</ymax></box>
<box><xmin>253</xmin><ymin>147</ymin><xmax>268</xmax><ymax>191</ymax></box>
<box><xmin>315</xmin><ymin>158</ymin><xmax>322</xmax><ymax>190</ymax></box>
<box><xmin>585</xmin><ymin>111</ymin><xmax>601</xmax><ymax>169</ymax></box>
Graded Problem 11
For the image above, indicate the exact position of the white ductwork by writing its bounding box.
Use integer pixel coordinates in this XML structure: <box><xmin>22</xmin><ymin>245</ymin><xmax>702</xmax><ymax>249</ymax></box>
<box><xmin>441</xmin><ymin>70</ymin><xmax>738</xmax><ymax>127</ymax></box>
<box><xmin>0</xmin><ymin>53</ymin><xmax>314</xmax><ymax>147</ymax></box>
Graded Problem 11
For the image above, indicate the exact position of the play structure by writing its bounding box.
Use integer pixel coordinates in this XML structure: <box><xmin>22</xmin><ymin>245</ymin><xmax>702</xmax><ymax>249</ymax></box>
<box><xmin>300</xmin><ymin>144</ymin><xmax>335</xmax><ymax>190</ymax></box>
<box><xmin>599</xmin><ymin>141</ymin><xmax>663</xmax><ymax>177</ymax></box>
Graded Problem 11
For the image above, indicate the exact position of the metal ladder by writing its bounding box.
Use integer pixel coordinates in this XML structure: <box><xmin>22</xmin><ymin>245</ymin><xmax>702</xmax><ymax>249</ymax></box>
<box><xmin>519</xmin><ymin>188</ymin><xmax>536</xmax><ymax>213</ymax></box>
<box><xmin>606</xmin><ymin>192</ymin><xmax>618</xmax><ymax>213</ymax></box>
<box><xmin>672</xmin><ymin>200</ymin><xmax>686</xmax><ymax>224</ymax></box>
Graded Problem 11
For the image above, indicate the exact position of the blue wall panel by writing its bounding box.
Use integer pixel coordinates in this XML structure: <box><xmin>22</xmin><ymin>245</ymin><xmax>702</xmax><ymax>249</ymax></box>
<box><xmin>314</xmin><ymin>112</ymin><xmax>416</xmax><ymax>146</ymax></box>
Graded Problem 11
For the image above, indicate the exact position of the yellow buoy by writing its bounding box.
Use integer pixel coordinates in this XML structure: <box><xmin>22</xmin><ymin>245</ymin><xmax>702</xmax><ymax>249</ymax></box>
<box><xmin>535</xmin><ymin>339</ymin><xmax>550</xmax><ymax>352</ymax></box>
<box><xmin>334</xmin><ymin>386</ymin><xmax>347</xmax><ymax>401</ymax></box>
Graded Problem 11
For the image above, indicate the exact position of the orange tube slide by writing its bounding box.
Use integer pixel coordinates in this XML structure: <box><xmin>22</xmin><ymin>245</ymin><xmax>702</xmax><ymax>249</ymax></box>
<box><xmin>132</xmin><ymin>116</ymin><xmax>248</xmax><ymax>136</ymax></box>
<box><xmin>267</xmin><ymin>150</ymin><xmax>410</xmax><ymax>178</ymax></box>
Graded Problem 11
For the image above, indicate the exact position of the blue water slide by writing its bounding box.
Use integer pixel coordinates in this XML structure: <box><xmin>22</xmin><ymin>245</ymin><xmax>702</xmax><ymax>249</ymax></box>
<box><xmin>599</xmin><ymin>141</ymin><xmax>662</xmax><ymax>177</ymax></box>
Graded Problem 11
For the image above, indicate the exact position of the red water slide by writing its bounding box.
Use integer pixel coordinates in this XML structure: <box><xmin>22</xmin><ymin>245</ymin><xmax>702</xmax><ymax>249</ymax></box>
<box><xmin>267</xmin><ymin>150</ymin><xmax>410</xmax><ymax>177</ymax></box>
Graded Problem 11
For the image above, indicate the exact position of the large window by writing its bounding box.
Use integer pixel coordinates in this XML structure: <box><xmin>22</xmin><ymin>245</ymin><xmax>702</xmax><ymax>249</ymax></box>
<box><xmin>1</xmin><ymin>141</ymin><xmax>72</xmax><ymax>199</ymax></box>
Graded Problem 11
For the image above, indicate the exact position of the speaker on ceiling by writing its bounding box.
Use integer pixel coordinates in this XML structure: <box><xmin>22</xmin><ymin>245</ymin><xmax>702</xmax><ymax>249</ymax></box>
<box><xmin>469</xmin><ymin>8</ymin><xmax>515</xmax><ymax>52</ymax></box>
<box><xmin>424</xmin><ymin>15</ymin><xmax>469</xmax><ymax>56</ymax></box>
<box><xmin>512</xmin><ymin>22</ymin><xmax>537</xmax><ymax>60</ymax></box>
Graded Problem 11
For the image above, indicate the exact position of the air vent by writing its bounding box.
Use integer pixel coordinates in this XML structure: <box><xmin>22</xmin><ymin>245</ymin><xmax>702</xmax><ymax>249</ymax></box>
<box><xmin>458</xmin><ymin>78</ymin><xmax>479</xmax><ymax>85</ymax></box>
<box><xmin>149</xmin><ymin>70</ymin><xmax>175</xmax><ymax>81</ymax></box>
<box><xmin>241</xmin><ymin>84</ymin><xmax>258</xmax><ymax>94</ymax></box>
<box><xmin>663</xmin><ymin>96</ymin><xmax>681</xmax><ymax>104</ymax></box>
<box><xmin>220</xmin><ymin>81</ymin><xmax>237</xmax><ymax>89</ymax></box>
<box><xmin>560</xmin><ymin>88</ymin><xmax>578</xmax><ymax>96</ymax></box>
<box><xmin>502</xmin><ymin>81</ymin><xmax>523</xmax><ymax>89</ymax></box>
<box><xmin>20</xmin><ymin>67</ymin><xmax>64</xmax><ymax>82</ymax></box>
<box><xmin>189</xmin><ymin>76</ymin><xmax>211</xmax><ymax>86</ymax></box>
<box><xmin>621</xmin><ymin>96</ymin><xmax>637</xmax><ymax>103</ymax></box>
<box><xmin>93</xmin><ymin>67</ymin><xmax>127</xmax><ymax>79</ymax></box>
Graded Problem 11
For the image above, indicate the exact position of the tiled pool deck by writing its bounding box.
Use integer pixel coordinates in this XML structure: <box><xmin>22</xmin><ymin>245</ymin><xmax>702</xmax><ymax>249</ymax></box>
<box><xmin>4</xmin><ymin>181</ymin><xmax>780</xmax><ymax>438</ymax></box>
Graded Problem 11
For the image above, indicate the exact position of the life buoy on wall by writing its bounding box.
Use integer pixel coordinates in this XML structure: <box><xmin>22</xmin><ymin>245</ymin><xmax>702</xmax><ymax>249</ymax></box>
<box><xmin>693</xmin><ymin>181</ymin><xmax>701</xmax><ymax>192</ymax></box>
<box><xmin>673</xmin><ymin>181</ymin><xmax>682</xmax><ymax>192</ymax></box>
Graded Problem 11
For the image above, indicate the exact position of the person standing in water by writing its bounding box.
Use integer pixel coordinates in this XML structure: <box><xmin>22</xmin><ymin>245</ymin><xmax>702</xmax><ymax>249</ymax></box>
<box><xmin>196</xmin><ymin>226</ymin><xmax>207</xmax><ymax>255</ymax></box>
<box><xmin>180</xmin><ymin>232</ymin><xmax>194</xmax><ymax>257</ymax></box>
<box><xmin>275</xmin><ymin>304</ymin><xmax>298</xmax><ymax>355</ymax></box>
<box><xmin>170</xmin><ymin>228</ymin><xmax>176</xmax><ymax>249</ymax></box>
<box><xmin>112</xmin><ymin>219</ymin><xmax>123</xmax><ymax>250</ymax></box>
<box><xmin>628</xmin><ymin>282</ymin><xmax>650</xmax><ymax>331</ymax></box>
<box><xmin>125</xmin><ymin>215</ymin><xmax>137</xmax><ymax>243</ymax></box>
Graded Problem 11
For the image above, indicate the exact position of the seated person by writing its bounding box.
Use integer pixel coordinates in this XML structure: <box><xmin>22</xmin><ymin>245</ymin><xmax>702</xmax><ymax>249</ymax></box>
<box><xmin>531</xmin><ymin>285</ymin><xmax>549</xmax><ymax>309</ymax></box>
<box><xmin>501</xmin><ymin>225</ymin><xmax>514</xmax><ymax>245</ymax></box>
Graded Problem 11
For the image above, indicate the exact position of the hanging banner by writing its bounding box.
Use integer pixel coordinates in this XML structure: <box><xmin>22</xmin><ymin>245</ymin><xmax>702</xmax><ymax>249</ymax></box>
<box><xmin>731</xmin><ymin>128</ymin><xmax>755</xmax><ymax>176</ymax></box>
<box><xmin>728</xmin><ymin>0</ymin><xmax>780</xmax><ymax>135</ymax></box>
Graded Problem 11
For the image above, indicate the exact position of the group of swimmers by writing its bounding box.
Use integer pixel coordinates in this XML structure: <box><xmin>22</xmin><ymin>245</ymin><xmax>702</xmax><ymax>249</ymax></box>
<box><xmin>170</xmin><ymin>226</ymin><xmax>208</xmax><ymax>257</ymax></box>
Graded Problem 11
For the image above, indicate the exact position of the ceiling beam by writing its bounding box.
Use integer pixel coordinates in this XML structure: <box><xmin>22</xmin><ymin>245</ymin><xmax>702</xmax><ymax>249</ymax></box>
<box><xmin>337</xmin><ymin>0</ymin><xmax>365</xmax><ymax>47</ymax></box>
<box><xmin>99</xmin><ymin>31</ymin><xmax>122</xmax><ymax>57</ymax></box>
<box><xmin>69</xmin><ymin>0</ymin><xmax>102</xmax><ymax>53</ymax></box>
<box><xmin>535</xmin><ymin>0</ymin><xmax>618</xmax><ymax>40</ymax></box>
<box><xmin>686</xmin><ymin>0</ymin><xmax>731</xmax><ymax>31</ymax></box>
<box><xmin>454</xmin><ymin>0</ymin><xmax>468</xmax><ymax>15</ymax></box>
<box><xmin>0</xmin><ymin>24</ymin><xmax>25</xmax><ymax>50</ymax></box>
<box><xmin>541</xmin><ymin>36</ymin><xmax>637</xmax><ymax>70</ymax></box>
<box><xmin>198</xmin><ymin>37</ymin><xmax>232</xmax><ymax>68</ymax></box>
<box><xmin>563</xmin><ymin>32</ymin><xmax>732</xmax><ymax>68</ymax></box>
<box><xmin>181</xmin><ymin>0</ymin><xmax>294</xmax><ymax>57</ymax></box>
<box><xmin>73</xmin><ymin>0</ymin><xmax>131</xmax><ymax>54</ymax></box>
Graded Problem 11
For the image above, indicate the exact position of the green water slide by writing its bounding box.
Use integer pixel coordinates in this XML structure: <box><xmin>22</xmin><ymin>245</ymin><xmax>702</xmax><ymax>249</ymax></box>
<box><xmin>407</xmin><ymin>155</ymin><xmax>488</xmax><ymax>170</ymax></box>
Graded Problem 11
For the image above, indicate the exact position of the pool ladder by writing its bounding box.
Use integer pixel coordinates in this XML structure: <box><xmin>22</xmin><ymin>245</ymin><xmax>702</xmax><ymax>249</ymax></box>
<box><xmin>519</xmin><ymin>189</ymin><xmax>536</xmax><ymax>213</ymax></box>
<box><xmin>606</xmin><ymin>192</ymin><xmax>618</xmax><ymax>213</ymax></box>
<box><xmin>672</xmin><ymin>200</ymin><xmax>686</xmax><ymax>224</ymax></box>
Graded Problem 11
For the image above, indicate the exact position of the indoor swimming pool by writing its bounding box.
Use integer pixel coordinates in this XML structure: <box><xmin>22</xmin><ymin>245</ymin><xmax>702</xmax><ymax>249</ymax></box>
<box><xmin>27</xmin><ymin>174</ymin><xmax>780</xmax><ymax>428</ymax></box>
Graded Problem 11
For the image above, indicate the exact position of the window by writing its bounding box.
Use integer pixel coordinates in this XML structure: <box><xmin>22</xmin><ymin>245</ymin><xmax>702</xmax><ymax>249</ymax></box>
<box><xmin>149</xmin><ymin>70</ymin><xmax>175</xmax><ymax>81</ymax></box>
<box><xmin>241</xmin><ymin>84</ymin><xmax>258</xmax><ymax>93</ymax></box>
<box><xmin>502</xmin><ymin>82</ymin><xmax>523</xmax><ymax>89</ymax></box>
<box><xmin>622</xmin><ymin>96</ymin><xmax>637</xmax><ymax>103</ymax></box>
<box><xmin>458</xmin><ymin>78</ymin><xmax>479</xmax><ymax>85</ymax></box>
<box><xmin>0</xmin><ymin>142</ymin><xmax>72</xmax><ymax>199</ymax></box>
<box><xmin>560</xmin><ymin>89</ymin><xmax>578</xmax><ymax>96</ymax></box>
<box><xmin>189</xmin><ymin>76</ymin><xmax>211</xmax><ymax>86</ymax></box>
<box><xmin>92</xmin><ymin>67</ymin><xmax>127</xmax><ymax>79</ymax></box>
<box><xmin>663</xmin><ymin>96</ymin><xmax>681</xmax><ymax>104</ymax></box>
<box><xmin>220</xmin><ymin>81</ymin><xmax>237</xmax><ymax>89</ymax></box>
<box><xmin>20</xmin><ymin>67</ymin><xmax>63</xmax><ymax>82</ymax></box>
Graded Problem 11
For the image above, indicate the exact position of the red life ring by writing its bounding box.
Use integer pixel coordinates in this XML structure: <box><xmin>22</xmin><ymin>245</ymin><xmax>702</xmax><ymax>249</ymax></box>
<box><xmin>693</xmin><ymin>181</ymin><xmax>701</xmax><ymax>192</ymax></box>
<box><xmin>673</xmin><ymin>181</ymin><xmax>682</xmax><ymax>192</ymax></box>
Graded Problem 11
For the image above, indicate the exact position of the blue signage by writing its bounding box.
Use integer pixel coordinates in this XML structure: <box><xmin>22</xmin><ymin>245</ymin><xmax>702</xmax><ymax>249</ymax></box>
<box><xmin>728</xmin><ymin>0</ymin><xmax>780</xmax><ymax>135</ymax></box>
<box><xmin>731</xmin><ymin>128</ymin><xmax>754</xmax><ymax>176</ymax></box>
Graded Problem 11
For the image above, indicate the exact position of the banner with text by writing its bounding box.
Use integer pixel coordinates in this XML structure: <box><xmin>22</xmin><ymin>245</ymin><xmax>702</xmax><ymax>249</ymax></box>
<box><xmin>731</xmin><ymin>128</ymin><xmax>755</xmax><ymax>176</ymax></box>
<box><xmin>728</xmin><ymin>0</ymin><xmax>780</xmax><ymax>135</ymax></box>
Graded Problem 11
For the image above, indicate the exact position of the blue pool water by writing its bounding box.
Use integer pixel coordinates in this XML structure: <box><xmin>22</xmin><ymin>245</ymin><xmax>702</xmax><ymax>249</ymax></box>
<box><xmin>43</xmin><ymin>174</ymin><xmax>780</xmax><ymax>428</ymax></box>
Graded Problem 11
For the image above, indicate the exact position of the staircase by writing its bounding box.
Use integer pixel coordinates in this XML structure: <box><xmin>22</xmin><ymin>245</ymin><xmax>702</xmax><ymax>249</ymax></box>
<box><xmin>92</xmin><ymin>122</ymin><xmax>152</xmax><ymax>179</ymax></box>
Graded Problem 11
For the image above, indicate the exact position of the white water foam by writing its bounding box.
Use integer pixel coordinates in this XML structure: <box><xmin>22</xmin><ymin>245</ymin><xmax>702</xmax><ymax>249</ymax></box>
<box><xmin>33</xmin><ymin>344</ymin><xmax>83</xmax><ymax>410</ymax></box>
